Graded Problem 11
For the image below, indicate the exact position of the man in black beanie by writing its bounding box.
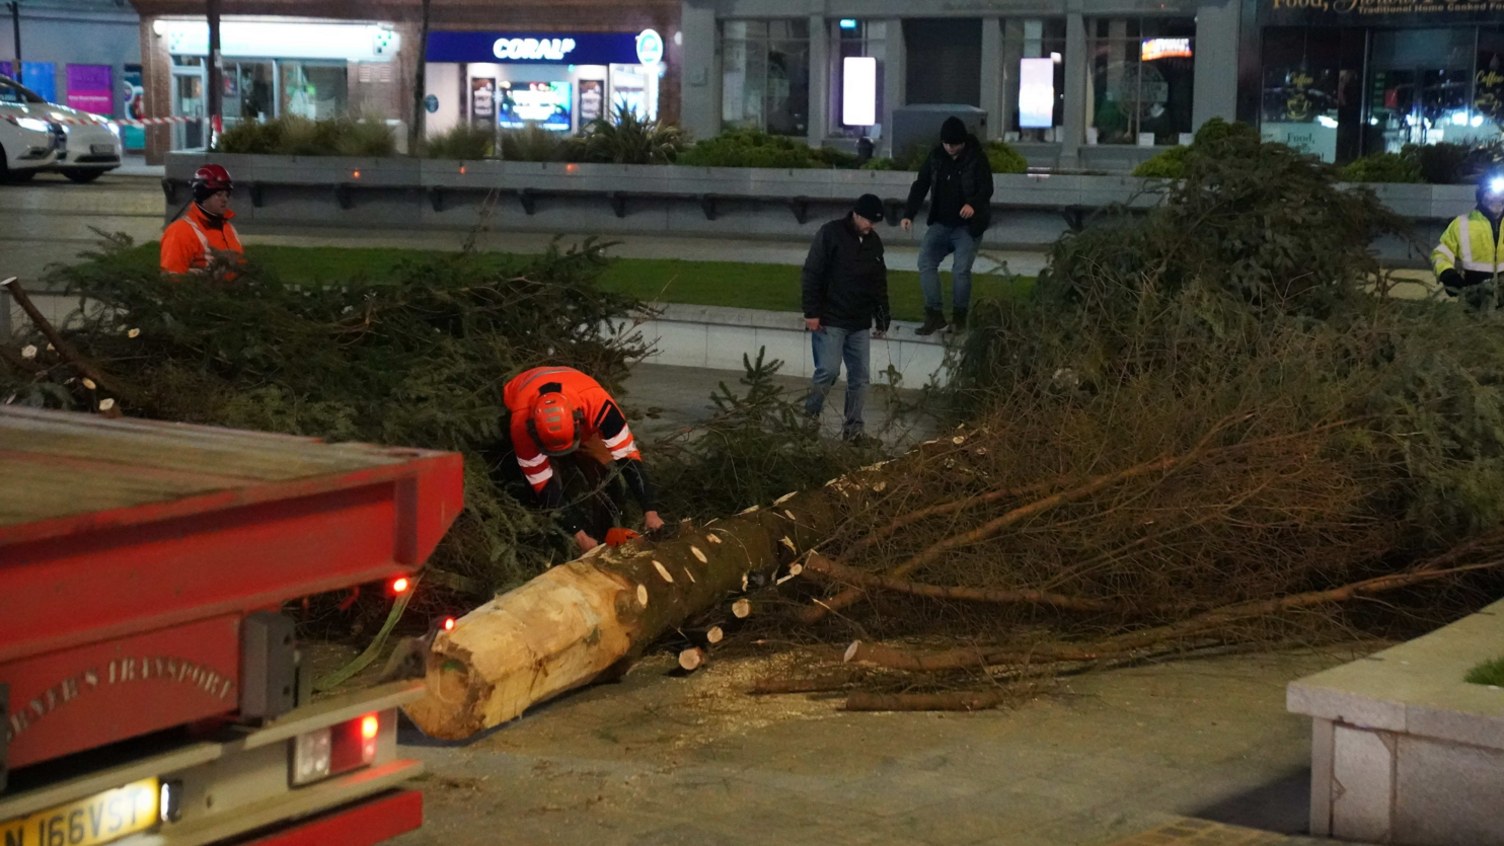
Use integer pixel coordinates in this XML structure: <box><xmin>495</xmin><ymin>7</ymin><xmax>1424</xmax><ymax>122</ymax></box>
<box><xmin>901</xmin><ymin>116</ymin><xmax>994</xmax><ymax>334</ymax></box>
<box><xmin>801</xmin><ymin>193</ymin><xmax>891</xmax><ymax>441</ymax></box>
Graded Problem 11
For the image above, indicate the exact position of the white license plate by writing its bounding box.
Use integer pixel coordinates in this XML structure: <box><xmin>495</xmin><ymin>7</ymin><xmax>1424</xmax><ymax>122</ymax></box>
<box><xmin>90</xmin><ymin>143</ymin><xmax>114</xmax><ymax>155</ymax></box>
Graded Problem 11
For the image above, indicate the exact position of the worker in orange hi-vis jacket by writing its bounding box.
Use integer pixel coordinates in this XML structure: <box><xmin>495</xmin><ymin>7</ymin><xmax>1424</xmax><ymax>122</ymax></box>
<box><xmin>503</xmin><ymin>366</ymin><xmax>665</xmax><ymax>552</ymax></box>
<box><xmin>160</xmin><ymin>163</ymin><xmax>245</xmax><ymax>280</ymax></box>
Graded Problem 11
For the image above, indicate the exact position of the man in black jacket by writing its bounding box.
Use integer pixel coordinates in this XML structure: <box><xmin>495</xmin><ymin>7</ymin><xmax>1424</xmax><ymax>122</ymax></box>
<box><xmin>901</xmin><ymin>116</ymin><xmax>994</xmax><ymax>335</ymax></box>
<box><xmin>802</xmin><ymin>193</ymin><xmax>891</xmax><ymax>440</ymax></box>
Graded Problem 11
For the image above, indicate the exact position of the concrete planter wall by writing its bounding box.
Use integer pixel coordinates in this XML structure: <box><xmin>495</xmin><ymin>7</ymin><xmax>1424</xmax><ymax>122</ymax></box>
<box><xmin>164</xmin><ymin>152</ymin><xmax>1457</xmax><ymax>262</ymax></box>
<box><xmin>1288</xmin><ymin>597</ymin><xmax>1504</xmax><ymax>846</ymax></box>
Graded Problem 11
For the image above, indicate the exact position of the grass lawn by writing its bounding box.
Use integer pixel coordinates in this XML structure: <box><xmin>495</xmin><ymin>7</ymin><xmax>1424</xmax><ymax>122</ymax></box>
<box><xmin>1465</xmin><ymin>655</ymin><xmax>1504</xmax><ymax>686</ymax></box>
<box><xmin>148</xmin><ymin>244</ymin><xmax>1031</xmax><ymax>323</ymax></box>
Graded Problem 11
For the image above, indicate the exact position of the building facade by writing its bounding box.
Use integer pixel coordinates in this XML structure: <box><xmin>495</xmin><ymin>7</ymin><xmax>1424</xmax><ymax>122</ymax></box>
<box><xmin>679</xmin><ymin>0</ymin><xmax>1502</xmax><ymax>168</ymax></box>
<box><xmin>678</xmin><ymin>0</ymin><xmax>1241</xmax><ymax>170</ymax></box>
<box><xmin>1</xmin><ymin>0</ymin><xmax>144</xmax><ymax>150</ymax></box>
<box><xmin>123</xmin><ymin>0</ymin><xmax>1503</xmax><ymax>169</ymax></box>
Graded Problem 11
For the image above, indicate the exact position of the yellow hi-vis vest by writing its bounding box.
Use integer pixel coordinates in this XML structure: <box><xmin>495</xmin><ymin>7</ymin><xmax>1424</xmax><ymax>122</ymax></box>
<box><xmin>1433</xmin><ymin>210</ymin><xmax>1504</xmax><ymax>288</ymax></box>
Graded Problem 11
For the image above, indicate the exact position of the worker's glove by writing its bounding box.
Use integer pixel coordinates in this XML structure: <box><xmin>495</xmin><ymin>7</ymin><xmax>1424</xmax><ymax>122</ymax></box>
<box><xmin>1439</xmin><ymin>268</ymin><xmax>1464</xmax><ymax>292</ymax></box>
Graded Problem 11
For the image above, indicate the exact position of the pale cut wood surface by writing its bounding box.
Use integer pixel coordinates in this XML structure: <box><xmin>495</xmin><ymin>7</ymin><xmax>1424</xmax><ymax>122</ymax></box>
<box><xmin>0</xmin><ymin>407</ymin><xmax>413</xmax><ymax>528</ymax></box>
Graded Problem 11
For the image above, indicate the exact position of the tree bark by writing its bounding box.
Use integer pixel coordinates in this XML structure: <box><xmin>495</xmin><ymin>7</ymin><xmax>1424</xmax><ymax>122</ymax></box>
<box><xmin>403</xmin><ymin>497</ymin><xmax>838</xmax><ymax>739</ymax></box>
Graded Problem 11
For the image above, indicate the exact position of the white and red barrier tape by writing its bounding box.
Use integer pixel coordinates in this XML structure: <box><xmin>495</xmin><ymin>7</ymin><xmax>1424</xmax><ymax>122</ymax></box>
<box><xmin>52</xmin><ymin>114</ymin><xmax>198</xmax><ymax>128</ymax></box>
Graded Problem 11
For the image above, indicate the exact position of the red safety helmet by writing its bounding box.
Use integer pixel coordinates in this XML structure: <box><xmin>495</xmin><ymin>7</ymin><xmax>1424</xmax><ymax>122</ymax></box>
<box><xmin>191</xmin><ymin>164</ymin><xmax>233</xmax><ymax>201</ymax></box>
<box><xmin>528</xmin><ymin>393</ymin><xmax>584</xmax><ymax>456</ymax></box>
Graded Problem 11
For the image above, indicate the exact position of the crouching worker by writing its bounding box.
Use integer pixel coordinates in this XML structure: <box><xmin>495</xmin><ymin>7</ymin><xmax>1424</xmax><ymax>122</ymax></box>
<box><xmin>503</xmin><ymin>366</ymin><xmax>665</xmax><ymax>553</ymax></box>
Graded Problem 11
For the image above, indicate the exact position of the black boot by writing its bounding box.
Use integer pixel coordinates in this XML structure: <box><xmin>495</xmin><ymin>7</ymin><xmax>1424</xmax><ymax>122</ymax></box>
<box><xmin>915</xmin><ymin>309</ymin><xmax>946</xmax><ymax>336</ymax></box>
<box><xmin>949</xmin><ymin>307</ymin><xmax>968</xmax><ymax>333</ymax></box>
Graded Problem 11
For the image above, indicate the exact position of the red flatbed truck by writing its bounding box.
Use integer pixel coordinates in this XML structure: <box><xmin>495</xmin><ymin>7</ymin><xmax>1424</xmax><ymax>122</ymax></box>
<box><xmin>0</xmin><ymin>406</ymin><xmax>464</xmax><ymax>846</ymax></box>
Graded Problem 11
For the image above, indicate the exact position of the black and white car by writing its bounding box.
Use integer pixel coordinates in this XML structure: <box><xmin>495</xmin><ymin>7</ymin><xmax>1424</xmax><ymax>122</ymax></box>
<box><xmin>0</xmin><ymin>75</ymin><xmax>120</xmax><ymax>183</ymax></box>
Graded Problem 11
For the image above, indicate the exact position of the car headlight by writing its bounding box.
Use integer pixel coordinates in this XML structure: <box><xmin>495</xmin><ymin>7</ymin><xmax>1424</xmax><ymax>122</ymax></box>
<box><xmin>8</xmin><ymin>116</ymin><xmax>50</xmax><ymax>133</ymax></box>
<box><xmin>107</xmin><ymin>122</ymin><xmax>121</xmax><ymax>138</ymax></box>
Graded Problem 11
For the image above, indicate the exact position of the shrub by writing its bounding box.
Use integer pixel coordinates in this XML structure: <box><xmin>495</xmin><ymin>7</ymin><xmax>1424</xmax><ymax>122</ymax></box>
<box><xmin>423</xmin><ymin>124</ymin><xmax>494</xmax><ymax>160</ymax></box>
<box><xmin>984</xmin><ymin>140</ymin><xmax>1028</xmax><ymax>174</ymax></box>
<box><xmin>213</xmin><ymin>114</ymin><xmax>395</xmax><ymax>157</ymax></box>
<box><xmin>1405</xmin><ymin>141</ymin><xmax>1504</xmax><ymax>184</ymax></box>
<box><xmin>498</xmin><ymin>123</ymin><xmax>563</xmax><ymax>162</ymax></box>
<box><xmin>1133</xmin><ymin>118</ymin><xmax>1261</xmax><ymax>179</ymax></box>
<box><xmin>579</xmin><ymin>104</ymin><xmax>686</xmax><ymax>165</ymax></box>
<box><xmin>679</xmin><ymin>128</ymin><xmax>843</xmax><ymax>169</ymax></box>
<box><xmin>215</xmin><ymin>118</ymin><xmax>283</xmax><ymax>154</ymax></box>
<box><xmin>1341</xmin><ymin>152</ymin><xmax>1422</xmax><ymax>184</ymax></box>
<box><xmin>856</xmin><ymin>140</ymin><xmax>1024</xmax><ymax>173</ymax></box>
<box><xmin>336</xmin><ymin>116</ymin><xmax>397</xmax><ymax>157</ymax></box>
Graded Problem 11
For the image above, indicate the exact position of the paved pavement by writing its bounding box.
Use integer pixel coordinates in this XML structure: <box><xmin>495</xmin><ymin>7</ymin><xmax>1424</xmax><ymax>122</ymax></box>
<box><xmin>623</xmin><ymin>362</ymin><xmax>938</xmax><ymax>450</ymax></box>
<box><xmin>387</xmin><ymin>646</ymin><xmax>1378</xmax><ymax>846</ymax></box>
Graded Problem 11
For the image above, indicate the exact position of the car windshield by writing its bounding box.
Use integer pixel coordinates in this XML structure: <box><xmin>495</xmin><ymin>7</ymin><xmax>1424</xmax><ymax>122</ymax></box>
<box><xmin>0</xmin><ymin>77</ymin><xmax>48</xmax><ymax>104</ymax></box>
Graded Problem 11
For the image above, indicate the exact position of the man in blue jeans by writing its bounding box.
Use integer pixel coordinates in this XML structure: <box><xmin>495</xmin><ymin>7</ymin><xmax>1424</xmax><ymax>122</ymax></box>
<box><xmin>901</xmin><ymin>116</ymin><xmax>994</xmax><ymax>335</ymax></box>
<box><xmin>802</xmin><ymin>193</ymin><xmax>891</xmax><ymax>441</ymax></box>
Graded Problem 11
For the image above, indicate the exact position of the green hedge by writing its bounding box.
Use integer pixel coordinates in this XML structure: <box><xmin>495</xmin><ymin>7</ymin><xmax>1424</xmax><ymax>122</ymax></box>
<box><xmin>215</xmin><ymin>114</ymin><xmax>397</xmax><ymax>157</ymax></box>
<box><xmin>859</xmin><ymin>139</ymin><xmax>1028</xmax><ymax>174</ymax></box>
<box><xmin>1342</xmin><ymin>142</ymin><xmax>1502</xmax><ymax>185</ymax></box>
<box><xmin>1138</xmin><ymin>119</ymin><xmax>1503</xmax><ymax>184</ymax></box>
<box><xmin>677</xmin><ymin>128</ymin><xmax>859</xmax><ymax>169</ymax></box>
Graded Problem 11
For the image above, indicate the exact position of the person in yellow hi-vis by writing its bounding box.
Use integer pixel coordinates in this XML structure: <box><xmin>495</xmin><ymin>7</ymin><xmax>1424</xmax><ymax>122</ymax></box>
<box><xmin>1433</xmin><ymin>171</ymin><xmax>1504</xmax><ymax>310</ymax></box>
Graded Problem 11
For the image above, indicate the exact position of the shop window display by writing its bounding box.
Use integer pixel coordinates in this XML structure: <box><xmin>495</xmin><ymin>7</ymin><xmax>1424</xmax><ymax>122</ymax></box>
<box><xmin>1002</xmin><ymin>18</ymin><xmax>1066</xmax><ymax>143</ymax></box>
<box><xmin>1260</xmin><ymin>28</ymin><xmax>1363</xmax><ymax>163</ymax></box>
<box><xmin>1087</xmin><ymin>18</ymin><xmax>1195</xmax><ymax>146</ymax></box>
<box><xmin>279</xmin><ymin>60</ymin><xmax>347</xmax><ymax>121</ymax></box>
<box><xmin>721</xmin><ymin>19</ymin><xmax>811</xmax><ymax>136</ymax></box>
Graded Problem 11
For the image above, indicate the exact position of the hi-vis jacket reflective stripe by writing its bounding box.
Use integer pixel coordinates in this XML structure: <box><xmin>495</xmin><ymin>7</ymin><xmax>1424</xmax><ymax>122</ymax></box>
<box><xmin>160</xmin><ymin>203</ymin><xmax>245</xmax><ymax>276</ymax></box>
<box><xmin>1433</xmin><ymin>210</ymin><xmax>1504</xmax><ymax>288</ymax></box>
<box><xmin>502</xmin><ymin>365</ymin><xmax>647</xmax><ymax>498</ymax></box>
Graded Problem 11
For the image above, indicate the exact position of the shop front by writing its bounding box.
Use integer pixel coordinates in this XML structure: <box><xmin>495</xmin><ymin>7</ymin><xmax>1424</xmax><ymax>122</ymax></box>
<box><xmin>423</xmin><ymin>29</ymin><xmax>666</xmax><ymax>140</ymax></box>
<box><xmin>1251</xmin><ymin>0</ymin><xmax>1504</xmax><ymax>163</ymax></box>
<box><xmin>147</xmin><ymin>18</ymin><xmax>404</xmax><ymax>152</ymax></box>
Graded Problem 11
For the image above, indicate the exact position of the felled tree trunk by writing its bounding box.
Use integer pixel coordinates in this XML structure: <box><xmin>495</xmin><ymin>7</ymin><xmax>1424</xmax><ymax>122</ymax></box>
<box><xmin>402</xmin><ymin>493</ymin><xmax>838</xmax><ymax>739</ymax></box>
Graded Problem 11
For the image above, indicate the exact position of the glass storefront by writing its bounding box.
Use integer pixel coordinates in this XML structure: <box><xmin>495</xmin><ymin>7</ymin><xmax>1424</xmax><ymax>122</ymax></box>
<box><xmin>423</xmin><ymin>30</ymin><xmax>665</xmax><ymax>142</ymax></box>
<box><xmin>721</xmin><ymin>19</ymin><xmax>810</xmax><ymax>136</ymax></box>
<box><xmin>1087</xmin><ymin>17</ymin><xmax>1197</xmax><ymax>146</ymax></box>
<box><xmin>158</xmin><ymin>19</ymin><xmax>400</xmax><ymax>149</ymax></box>
<box><xmin>1255</xmin><ymin>0</ymin><xmax>1504</xmax><ymax>164</ymax></box>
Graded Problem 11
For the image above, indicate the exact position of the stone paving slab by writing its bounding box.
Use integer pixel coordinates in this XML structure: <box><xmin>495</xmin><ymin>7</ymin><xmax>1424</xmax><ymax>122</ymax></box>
<box><xmin>390</xmin><ymin>647</ymin><xmax>1387</xmax><ymax>846</ymax></box>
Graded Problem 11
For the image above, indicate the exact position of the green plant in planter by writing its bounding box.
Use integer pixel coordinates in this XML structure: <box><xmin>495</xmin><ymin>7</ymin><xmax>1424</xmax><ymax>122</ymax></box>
<box><xmin>984</xmin><ymin>140</ymin><xmax>1028</xmax><ymax>174</ymax></box>
<box><xmin>214</xmin><ymin>114</ymin><xmax>395</xmax><ymax>157</ymax></box>
<box><xmin>498</xmin><ymin>123</ymin><xmax>563</xmax><ymax>162</ymax></box>
<box><xmin>423</xmin><ymin>124</ymin><xmax>494</xmax><ymax>160</ymax></box>
<box><xmin>1340</xmin><ymin>152</ymin><xmax>1422</xmax><ymax>184</ymax></box>
<box><xmin>579</xmin><ymin>104</ymin><xmax>687</xmax><ymax>164</ymax></box>
<box><xmin>216</xmin><ymin>118</ymin><xmax>284</xmax><ymax>154</ymax></box>
<box><xmin>1133</xmin><ymin>118</ymin><xmax>1261</xmax><ymax>179</ymax></box>
<box><xmin>337</xmin><ymin>116</ymin><xmax>398</xmax><ymax>157</ymax></box>
<box><xmin>679</xmin><ymin>128</ymin><xmax>825</xmax><ymax>169</ymax></box>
